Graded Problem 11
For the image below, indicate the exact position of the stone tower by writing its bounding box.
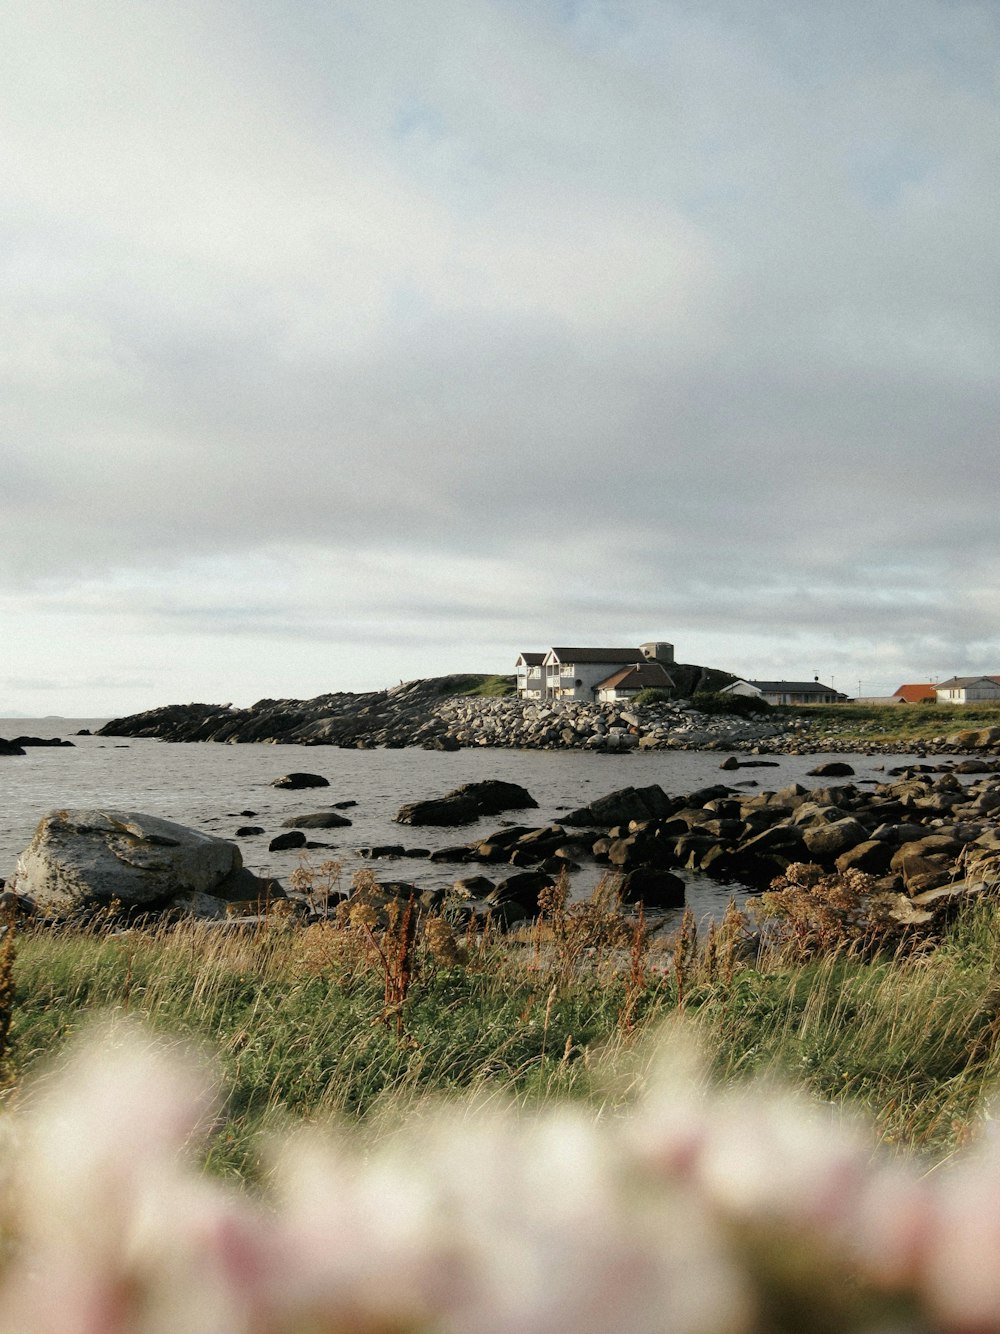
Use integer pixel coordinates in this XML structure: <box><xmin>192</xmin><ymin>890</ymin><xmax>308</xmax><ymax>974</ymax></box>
<box><xmin>640</xmin><ymin>642</ymin><xmax>674</xmax><ymax>665</ymax></box>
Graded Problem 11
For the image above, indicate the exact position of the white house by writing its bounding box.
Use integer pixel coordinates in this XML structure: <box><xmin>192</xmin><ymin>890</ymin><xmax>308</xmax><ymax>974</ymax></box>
<box><xmin>934</xmin><ymin>676</ymin><xmax>1000</xmax><ymax>704</ymax></box>
<box><xmin>721</xmin><ymin>679</ymin><xmax>844</xmax><ymax>705</ymax></box>
<box><xmin>514</xmin><ymin>652</ymin><xmax>545</xmax><ymax>699</ymax></box>
<box><xmin>516</xmin><ymin>642</ymin><xmax>675</xmax><ymax>701</ymax></box>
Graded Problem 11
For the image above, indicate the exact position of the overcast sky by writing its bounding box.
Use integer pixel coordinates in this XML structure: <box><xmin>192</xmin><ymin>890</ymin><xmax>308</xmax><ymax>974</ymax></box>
<box><xmin>2</xmin><ymin>0</ymin><xmax>998</xmax><ymax>716</ymax></box>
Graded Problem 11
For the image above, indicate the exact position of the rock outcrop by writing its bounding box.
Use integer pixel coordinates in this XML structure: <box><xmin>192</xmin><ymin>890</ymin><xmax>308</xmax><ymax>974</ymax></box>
<box><xmin>396</xmin><ymin>781</ymin><xmax>538</xmax><ymax>826</ymax></box>
<box><xmin>12</xmin><ymin>810</ymin><xmax>276</xmax><ymax>918</ymax></box>
<box><xmin>397</xmin><ymin>764</ymin><xmax>1000</xmax><ymax>922</ymax></box>
<box><xmin>95</xmin><ymin>677</ymin><xmax>791</xmax><ymax>752</ymax></box>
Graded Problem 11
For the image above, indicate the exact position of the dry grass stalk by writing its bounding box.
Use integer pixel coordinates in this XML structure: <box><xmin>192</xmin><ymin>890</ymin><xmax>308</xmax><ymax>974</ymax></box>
<box><xmin>0</xmin><ymin>910</ymin><xmax>15</xmax><ymax>1086</ymax></box>
<box><xmin>672</xmin><ymin>907</ymin><xmax>698</xmax><ymax>1010</ymax></box>
<box><xmin>751</xmin><ymin>862</ymin><xmax>912</xmax><ymax>961</ymax></box>
<box><xmin>422</xmin><ymin>914</ymin><xmax>465</xmax><ymax>968</ymax></box>
<box><xmin>289</xmin><ymin>856</ymin><xmax>343</xmax><ymax>917</ymax></box>
<box><xmin>619</xmin><ymin>903</ymin><xmax>649</xmax><ymax>1035</ymax></box>
<box><xmin>715</xmin><ymin>899</ymin><xmax>749</xmax><ymax>985</ymax></box>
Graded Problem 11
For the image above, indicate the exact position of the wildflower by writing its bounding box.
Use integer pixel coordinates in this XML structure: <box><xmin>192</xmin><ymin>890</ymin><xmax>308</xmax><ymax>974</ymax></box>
<box><xmin>0</xmin><ymin>1023</ymin><xmax>268</xmax><ymax>1334</ymax></box>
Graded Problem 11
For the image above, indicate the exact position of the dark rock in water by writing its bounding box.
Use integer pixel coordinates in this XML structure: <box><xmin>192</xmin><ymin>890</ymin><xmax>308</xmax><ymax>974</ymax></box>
<box><xmin>12</xmin><ymin>736</ymin><xmax>75</xmax><ymax>747</ymax></box>
<box><xmin>333</xmin><ymin>800</ymin><xmax>358</xmax><ymax>809</ymax></box>
<box><xmin>271</xmin><ymin>773</ymin><xmax>330</xmax><ymax>790</ymax></box>
<box><xmin>396</xmin><ymin>780</ymin><xmax>537</xmax><ymax>826</ymax></box>
<box><xmin>76</xmin><ymin>729</ymin><xmax>92</xmax><ymax>736</ymax></box>
<box><xmin>487</xmin><ymin>870</ymin><xmax>554</xmax><ymax>913</ymax></box>
<box><xmin>835</xmin><ymin>840</ymin><xmax>894</xmax><ymax>875</ymax></box>
<box><xmin>801</xmin><ymin>819</ymin><xmax>870</xmax><ymax>859</ymax></box>
<box><xmin>0</xmin><ymin>887</ymin><xmax>36</xmax><ymax>918</ymax></box>
<box><xmin>240</xmin><ymin>810</ymin><xmax>258</xmax><ymax>817</ymax></box>
<box><xmin>214</xmin><ymin>866</ymin><xmax>286</xmax><ymax>903</ymax></box>
<box><xmin>422</xmin><ymin>735</ymin><xmax>460</xmax><ymax>751</ymax></box>
<box><xmin>453</xmin><ymin>875</ymin><xmax>494</xmax><ymax>898</ymax></box>
<box><xmin>808</xmin><ymin>762</ymin><xmax>856</xmax><ymax>777</ymax></box>
<box><xmin>281</xmin><ymin>811</ymin><xmax>353</xmax><ymax>828</ymax></box>
<box><xmin>429</xmin><ymin>846</ymin><xmax>478</xmax><ymax>863</ymax></box>
<box><xmin>235</xmin><ymin>826</ymin><xmax>265</xmax><ymax>837</ymax></box>
<box><xmin>562</xmin><ymin>784</ymin><xmax>674</xmax><ymax>828</ymax></box>
<box><xmin>607</xmin><ymin>832</ymin><xmax>677</xmax><ymax>872</ymax></box>
<box><xmin>377</xmin><ymin>881</ymin><xmax>420</xmax><ymax>899</ymax></box>
<box><xmin>268</xmin><ymin>830</ymin><xmax>307</xmax><ymax>852</ymax></box>
<box><xmin>0</xmin><ymin>739</ymin><xmax>26</xmax><ymax>756</ymax></box>
<box><xmin>358</xmin><ymin>845</ymin><xmax>407</xmax><ymax>859</ymax></box>
<box><xmin>721</xmin><ymin>756</ymin><xmax>779</xmax><ymax>770</ymax></box>
<box><xmin>618</xmin><ymin>868</ymin><xmax>686</xmax><ymax>909</ymax></box>
<box><xmin>539</xmin><ymin>854</ymin><xmax>580</xmax><ymax>873</ymax></box>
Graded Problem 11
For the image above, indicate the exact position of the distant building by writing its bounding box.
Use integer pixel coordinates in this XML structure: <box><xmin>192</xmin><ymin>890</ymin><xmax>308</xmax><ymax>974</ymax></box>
<box><xmin>514</xmin><ymin>652</ymin><xmax>545</xmax><ymax>699</ymax></box>
<box><xmin>721</xmin><ymin>679</ymin><xmax>845</xmax><ymax>706</ymax></box>
<box><xmin>515</xmin><ymin>642</ymin><xmax>675</xmax><ymax>701</ymax></box>
<box><xmin>893</xmin><ymin>683</ymin><xmax>937</xmax><ymax>704</ymax></box>
<box><xmin>934</xmin><ymin>676</ymin><xmax>1000</xmax><ymax>704</ymax></box>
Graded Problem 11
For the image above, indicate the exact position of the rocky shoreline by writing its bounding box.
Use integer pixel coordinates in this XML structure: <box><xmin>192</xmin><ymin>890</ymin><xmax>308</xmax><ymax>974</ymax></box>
<box><xmin>92</xmin><ymin>677</ymin><xmax>1000</xmax><ymax>758</ymax></box>
<box><xmin>8</xmin><ymin>758</ymin><xmax>1000</xmax><ymax>935</ymax></box>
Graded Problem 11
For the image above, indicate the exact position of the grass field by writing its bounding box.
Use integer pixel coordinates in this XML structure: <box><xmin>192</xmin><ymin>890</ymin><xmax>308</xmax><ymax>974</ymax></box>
<box><xmin>6</xmin><ymin>875</ymin><xmax>1000</xmax><ymax>1185</ymax></box>
<box><xmin>779</xmin><ymin>701</ymin><xmax>1000</xmax><ymax>747</ymax></box>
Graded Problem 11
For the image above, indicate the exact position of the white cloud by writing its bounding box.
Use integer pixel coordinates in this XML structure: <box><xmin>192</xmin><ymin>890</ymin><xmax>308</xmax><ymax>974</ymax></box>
<box><xmin>2</xmin><ymin>0</ymin><xmax>999</xmax><ymax>712</ymax></box>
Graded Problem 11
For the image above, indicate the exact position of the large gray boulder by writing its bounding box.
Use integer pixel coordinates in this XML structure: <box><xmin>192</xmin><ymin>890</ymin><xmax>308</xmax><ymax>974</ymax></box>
<box><xmin>14</xmin><ymin>810</ymin><xmax>244</xmax><ymax>915</ymax></box>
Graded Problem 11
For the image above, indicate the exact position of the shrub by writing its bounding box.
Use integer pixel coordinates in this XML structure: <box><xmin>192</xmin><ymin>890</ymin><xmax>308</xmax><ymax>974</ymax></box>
<box><xmin>691</xmin><ymin>690</ymin><xmax>771</xmax><ymax>718</ymax></box>
<box><xmin>633</xmin><ymin>687</ymin><xmax>675</xmax><ymax>707</ymax></box>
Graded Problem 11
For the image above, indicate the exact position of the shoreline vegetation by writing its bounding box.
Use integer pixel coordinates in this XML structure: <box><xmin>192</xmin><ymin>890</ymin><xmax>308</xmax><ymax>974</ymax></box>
<box><xmin>7</xmin><ymin>687</ymin><xmax>1000</xmax><ymax>1326</ymax></box>
<box><xmin>6</xmin><ymin>867</ymin><xmax>1000</xmax><ymax>1327</ymax></box>
<box><xmin>6</xmin><ymin>864</ymin><xmax>1000</xmax><ymax>1180</ymax></box>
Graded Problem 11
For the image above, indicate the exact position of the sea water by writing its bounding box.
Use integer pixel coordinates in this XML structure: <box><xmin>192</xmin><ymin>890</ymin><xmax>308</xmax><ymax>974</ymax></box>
<box><xmin>0</xmin><ymin>717</ymin><xmax>930</xmax><ymax>924</ymax></box>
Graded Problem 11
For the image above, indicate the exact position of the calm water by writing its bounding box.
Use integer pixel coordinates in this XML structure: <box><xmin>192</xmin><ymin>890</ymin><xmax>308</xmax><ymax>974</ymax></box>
<box><xmin>0</xmin><ymin>718</ymin><xmax>929</xmax><ymax>924</ymax></box>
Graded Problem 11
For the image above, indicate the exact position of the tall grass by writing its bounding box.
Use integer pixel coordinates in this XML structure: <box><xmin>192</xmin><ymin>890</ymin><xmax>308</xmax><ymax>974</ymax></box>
<box><xmin>8</xmin><ymin>883</ymin><xmax>1000</xmax><ymax>1181</ymax></box>
<box><xmin>7</xmin><ymin>906</ymin><xmax>659</xmax><ymax>1180</ymax></box>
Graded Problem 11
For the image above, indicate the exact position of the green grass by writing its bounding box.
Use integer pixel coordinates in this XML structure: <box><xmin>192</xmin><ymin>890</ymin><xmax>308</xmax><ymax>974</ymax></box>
<box><xmin>9</xmin><ymin>895</ymin><xmax>1000</xmax><ymax>1182</ymax></box>
<box><xmin>434</xmin><ymin>673</ymin><xmax>516</xmax><ymax>698</ymax></box>
<box><xmin>5</xmin><ymin>917</ymin><xmax>657</xmax><ymax>1181</ymax></box>
<box><xmin>779</xmin><ymin>702</ymin><xmax>1000</xmax><ymax>747</ymax></box>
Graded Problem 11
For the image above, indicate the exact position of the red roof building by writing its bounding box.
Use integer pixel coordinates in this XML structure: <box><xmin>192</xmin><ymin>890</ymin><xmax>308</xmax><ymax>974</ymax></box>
<box><xmin>893</xmin><ymin>683</ymin><xmax>937</xmax><ymax>703</ymax></box>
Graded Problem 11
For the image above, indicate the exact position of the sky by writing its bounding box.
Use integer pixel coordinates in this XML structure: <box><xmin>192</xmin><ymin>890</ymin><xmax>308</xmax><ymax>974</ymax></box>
<box><xmin>2</xmin><ymin>0</ymin><xmax>999</xmax><ymax>716</ymax></box>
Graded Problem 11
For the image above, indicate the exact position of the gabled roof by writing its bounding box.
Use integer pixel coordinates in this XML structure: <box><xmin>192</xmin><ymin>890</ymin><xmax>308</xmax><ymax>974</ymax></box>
<box><xmin>545</xmin><ymin>647</ymin><xmax>645</xmax><ymax>665</ymax></box>
<box><xmin>515</xmin><ymin>652</ymin><xmax>545</xmax><ymax>666</ymax></box>
<box><xmin>893</xmin><ymin>683</ymin><xmax>937</xmax><ymax>702</ymax></box>
<box><xmin>936</xmin><ymin>676</ymin><xmax>1000</xmax><ymax>690</ymax></box>
<box><xmin>595</xmin><ymin>662</ymin><xmax>675</xmax><ymax>692</ymax></box>
<box><xmin>747</xmin><ymin>680</ymin><xmax>837</xmax><ymax>694</ymax></box>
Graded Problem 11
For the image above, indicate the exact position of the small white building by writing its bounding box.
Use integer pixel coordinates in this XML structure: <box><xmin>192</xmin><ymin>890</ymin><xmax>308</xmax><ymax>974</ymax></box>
<box><xmin>934</xmin><ymin>676</ymin><xmax>1000</xmax><ymax>704</ymax></box>
<box><xmin>721</xmin><ymin>679</ymin><xmax>844</xmax><ymax>706</ymax></box>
